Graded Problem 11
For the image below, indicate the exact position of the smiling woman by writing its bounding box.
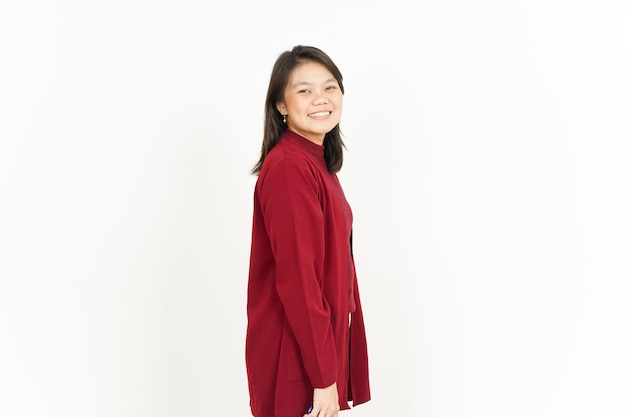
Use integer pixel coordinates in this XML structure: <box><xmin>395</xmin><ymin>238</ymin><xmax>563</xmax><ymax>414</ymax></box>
<box><xmin>246</xmin><ymin>46</ymin><xmax>371</xmax><ymax>417</ymax></box>
<box><xmin>276</xmin><ymin>61</ymin><xmax>343</xmax><ymax>145</ymax></box>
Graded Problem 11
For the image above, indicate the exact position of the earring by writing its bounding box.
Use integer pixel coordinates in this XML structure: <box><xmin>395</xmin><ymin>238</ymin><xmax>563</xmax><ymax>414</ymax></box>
<box><xmin>282</xmin><ymin>115</ymin><xmax>286</xmax><ymax>123</ymax></box>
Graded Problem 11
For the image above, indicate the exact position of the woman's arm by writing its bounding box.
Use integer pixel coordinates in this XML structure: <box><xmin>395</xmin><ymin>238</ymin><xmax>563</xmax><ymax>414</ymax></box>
<box><xmin>260</xmin><ymin>157</ymin><xmax>338</xmax><ymax>388</ymax></box>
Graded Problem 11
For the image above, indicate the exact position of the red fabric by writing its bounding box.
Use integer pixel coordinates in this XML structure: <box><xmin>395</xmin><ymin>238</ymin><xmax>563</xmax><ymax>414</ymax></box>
<box><xmin>246</xmin><ymin>130</ymin><xmax>371</xmax><ymax>417</ymax></box>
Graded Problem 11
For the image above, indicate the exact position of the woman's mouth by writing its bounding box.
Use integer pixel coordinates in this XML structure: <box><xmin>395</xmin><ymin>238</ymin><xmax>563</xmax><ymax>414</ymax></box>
<box><xmin>308</xmin><ymin>111</ymin><xmax>331</xmax><ymax>118</ymax></box>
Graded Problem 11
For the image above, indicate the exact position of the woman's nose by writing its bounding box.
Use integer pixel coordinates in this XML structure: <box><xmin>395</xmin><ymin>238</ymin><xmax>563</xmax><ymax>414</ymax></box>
<box><xmin>312</xmin><ymin>93</ymin><xmax>329</xmax><ymax>105</ymax></box>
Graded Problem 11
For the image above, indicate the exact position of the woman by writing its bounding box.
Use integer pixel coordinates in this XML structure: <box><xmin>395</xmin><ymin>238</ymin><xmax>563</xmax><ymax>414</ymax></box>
<box><xmin>246</xmin><ymin>45</ymin><xmax>370</xmax><ymax>417</ymax></box>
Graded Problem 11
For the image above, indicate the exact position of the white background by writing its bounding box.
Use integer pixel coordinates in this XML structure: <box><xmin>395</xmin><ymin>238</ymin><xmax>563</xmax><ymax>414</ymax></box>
<box><xmin>1</xmin><ymin>1</ymin><xmax>625</xmax><ymax>416</ymax></box>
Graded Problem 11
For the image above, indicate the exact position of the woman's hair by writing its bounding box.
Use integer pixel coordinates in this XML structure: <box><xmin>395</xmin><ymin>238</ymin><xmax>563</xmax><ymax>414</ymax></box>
<box><xmin>251</xmin><ymin>45</ymin><xmax>345</xmax><ymax>175</ymax></box>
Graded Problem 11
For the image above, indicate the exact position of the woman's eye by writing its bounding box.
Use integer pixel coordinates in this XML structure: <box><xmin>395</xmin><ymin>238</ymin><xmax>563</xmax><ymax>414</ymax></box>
<box><xmin>326</xmin><ymin>85</ymin><xmax>338</xmax><ymax>91</ymax></box>
<box><xmin>298</xmin><ymin>89</ymin><xmax>310</xmax><ymax>94</ymax></box>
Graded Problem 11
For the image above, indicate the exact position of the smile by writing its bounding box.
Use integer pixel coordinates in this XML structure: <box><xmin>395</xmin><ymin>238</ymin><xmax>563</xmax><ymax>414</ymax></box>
<box><xmin>308</xmin><ymin>111</ymin><xmax>331</xmax><ymax>118</ymax></box>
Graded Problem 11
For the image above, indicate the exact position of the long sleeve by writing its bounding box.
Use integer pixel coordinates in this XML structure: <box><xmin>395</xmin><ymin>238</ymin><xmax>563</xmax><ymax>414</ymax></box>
<box><xmin>258</xmin><ymin>156</ymin><xmax>338</xmax><ymax>388</ymax></box>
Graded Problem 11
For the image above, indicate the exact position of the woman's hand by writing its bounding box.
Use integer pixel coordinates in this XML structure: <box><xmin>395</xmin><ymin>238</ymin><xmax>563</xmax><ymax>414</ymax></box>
<box><xmin>304</xmin><ymin>382</ymin><xmax>339</xmax><ymax>417</ymax></box>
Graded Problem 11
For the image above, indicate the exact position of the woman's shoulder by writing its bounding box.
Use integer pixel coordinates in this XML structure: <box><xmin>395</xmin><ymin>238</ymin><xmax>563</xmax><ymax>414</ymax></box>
<box><xmin>263</xmin><ymin>138</ymin><xmax>319</xmax><ymax>172</ymax></box>
<box><xmin>258</xmin><ymin>147</ymin><xmax>323</xmax><ymax>192</ymax></box>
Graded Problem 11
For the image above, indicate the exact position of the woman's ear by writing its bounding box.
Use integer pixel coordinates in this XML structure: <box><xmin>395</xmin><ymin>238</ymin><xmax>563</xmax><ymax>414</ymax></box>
<box><xmin>276</xmin><ymin>102</ymin><xmax>287</xmax><ymax>116</ymax></box>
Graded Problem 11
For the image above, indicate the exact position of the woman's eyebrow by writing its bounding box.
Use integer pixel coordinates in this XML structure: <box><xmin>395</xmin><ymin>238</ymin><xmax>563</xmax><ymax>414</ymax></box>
<box><xmin>292</xmin><ymin>78</ymin><xmax>338</xmax><ymax>87</ymax></box>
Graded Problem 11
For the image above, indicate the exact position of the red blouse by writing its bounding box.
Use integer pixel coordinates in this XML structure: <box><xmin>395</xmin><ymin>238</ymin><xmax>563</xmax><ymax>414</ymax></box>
<box><xmin>246</xmin><ymin>130</ymin><xmax>371</xmax><ymax>417</ymax></box>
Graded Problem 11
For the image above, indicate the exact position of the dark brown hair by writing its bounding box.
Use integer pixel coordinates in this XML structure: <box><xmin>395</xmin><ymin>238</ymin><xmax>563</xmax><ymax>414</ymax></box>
<box><xmin>251</xmin><ymin>45</ymin><xmax>345</xmax><ymax>175</ymax></box>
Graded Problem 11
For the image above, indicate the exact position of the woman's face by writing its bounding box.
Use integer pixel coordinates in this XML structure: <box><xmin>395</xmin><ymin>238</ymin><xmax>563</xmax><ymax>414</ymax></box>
<box><xmin>277</xmin><ymin>61</ymin><xmax>343</xmax><ymax>145</ymax></box>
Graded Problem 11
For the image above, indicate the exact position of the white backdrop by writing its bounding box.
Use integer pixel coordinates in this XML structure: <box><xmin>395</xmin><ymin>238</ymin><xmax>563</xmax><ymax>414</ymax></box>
<box><xmin>1</xmin><ymin>1</ymin><xmax>625</xmax><ymax>416</ymax></box>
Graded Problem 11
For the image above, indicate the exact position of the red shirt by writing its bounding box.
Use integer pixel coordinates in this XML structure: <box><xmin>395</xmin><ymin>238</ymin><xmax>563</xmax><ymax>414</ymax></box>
<box><xmin>246</xmin><ymin>130</ymin><xmax>371</xmax><ymax>417</ymax></box>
